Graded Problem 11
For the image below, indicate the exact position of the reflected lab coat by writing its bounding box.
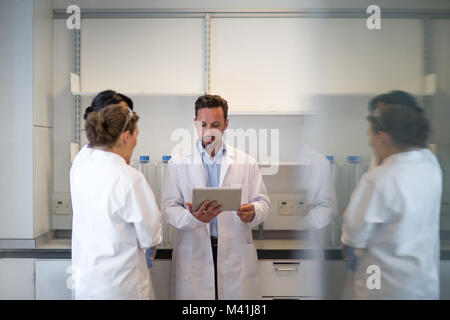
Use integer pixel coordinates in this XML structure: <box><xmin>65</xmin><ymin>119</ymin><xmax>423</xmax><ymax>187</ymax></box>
<box><xmin>162</xmin><ymin>140</ymin><xmax>271</xmax><ymax>300</ymax></box>
<box><xmin>342</xmin><ymin>148</ymin><xmax>442</xmax><ymax>299</ymax></box>
<box><xmin>298</xmin><ymin>144</ymin><xmax>337</xmax><ymax>230</ymax></box>
<box><xmin>70</xmin><ymin>146</ymin><xmax>162</xmax><ymax>300</ymax></box>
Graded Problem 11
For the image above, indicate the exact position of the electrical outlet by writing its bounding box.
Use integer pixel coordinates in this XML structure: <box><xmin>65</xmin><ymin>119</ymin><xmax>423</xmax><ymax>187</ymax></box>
<box><xmin>54</xmin><ymin>199</ymin><xmax>71</xmax><ymax>215</ymax></box>
<box><xmin>294</xmin><ymin>200</ymin><xmax>308</xmax><ymax>215</ymax></box>
<box><xmin>278</xmin><ymin>200</ymin><xmax>294</xmax><ymax>216</ymax></box>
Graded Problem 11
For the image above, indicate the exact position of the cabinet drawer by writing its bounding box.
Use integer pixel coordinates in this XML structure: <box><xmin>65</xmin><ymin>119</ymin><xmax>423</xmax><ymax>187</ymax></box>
<box><xmin>35</xmin><ymin>259</ymin><xmax>73</xmax><ymax>300</ymax></box>
<box><xmin>259</xmin><ymin>260</ymin><xmax>321</xmax><ymax>297</ymax></box>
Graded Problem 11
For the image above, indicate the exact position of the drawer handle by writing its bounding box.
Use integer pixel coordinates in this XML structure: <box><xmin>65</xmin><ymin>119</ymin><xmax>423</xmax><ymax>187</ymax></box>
<box><xmin>275</xmin><ymin>267</ymin><xmax>298</xmax><ymax>271</ymax></box>
<box><xmin>273</xmin><ymin>261</ymin><xmax>300</xmax><ymax>265</ymax></box>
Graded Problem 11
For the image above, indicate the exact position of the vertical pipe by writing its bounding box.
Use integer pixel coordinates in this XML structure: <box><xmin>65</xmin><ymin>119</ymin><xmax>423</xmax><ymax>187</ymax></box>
<box><xmin>204</xmin><ymin>14</ymin><xmax>211</xmax><ymax>94</ymax></box>
<box><xmin>74</xmin><ymin>29</ymin><xmax>81</xmax><ymax>143</ymax></box>
<box><xmin>422</xmin><ymin>16</ymin><xmax>433</xmax><ymax>117</ymax></box>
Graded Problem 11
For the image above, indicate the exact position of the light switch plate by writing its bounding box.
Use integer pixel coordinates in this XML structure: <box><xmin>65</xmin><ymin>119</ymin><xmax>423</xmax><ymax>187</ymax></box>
<box><xmin>53</xmin><ymin>193</ymin><xmax>72</xmax><ymax>215</ymax></box>
<box><xmin>278</xmin><ymin>200</ymin><xmax>294</xmax><ymax>216</ymax></box>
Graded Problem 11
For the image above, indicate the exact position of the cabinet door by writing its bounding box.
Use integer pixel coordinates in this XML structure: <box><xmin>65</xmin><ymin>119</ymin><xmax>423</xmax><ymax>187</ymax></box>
<box><xmin>35</xmin><ymin>259</ymin><xmax>72</xmax><ymax>300</ymax></box>
<box><xmin>441</xmin><ymin>261</ymin><xmax>450</xmax><ymax>300</ymax></box>
<box><xmin>259</xmin><ymin>260</ymin><xmax>321</xmax><ymax>298</ymax></box>
<box><xmin>150</xmin><ymin>260</ymin><xmax>172</xmax><ymax>300</ymax></box>
<box><xmin>322</xmin><ymin>260</ymin><xmax>350</xmax><ymax>300</ymax></box>
<box><xmin>0</xmin><ymin>259</ymin><xmax>35</xmax><ymax>300</ymax></box>
<box><xmin>212</xmin><ymin>18</ymin><xmax>423</xmax><ymax>114</ymax></box>
<box><xmin>81</xmin><ymin>19</ymin><xmax>204</xmax><ymax>94</ymax></box>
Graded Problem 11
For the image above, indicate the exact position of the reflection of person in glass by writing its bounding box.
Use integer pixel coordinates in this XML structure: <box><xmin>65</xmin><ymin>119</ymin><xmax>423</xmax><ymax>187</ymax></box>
<box><xmin>297</xmin><ymin>141</ymin><xmax>337</xmax><ymax>230</ymax></box>
<box><xmin>342</xmin><ymin>98</ymin><xmax>442</xmax><ymax>299</ymax></box>
<box><xmin>366</xmin><ymin>90</ymin><xmax>424</xmax><ymax>170</ymax></box>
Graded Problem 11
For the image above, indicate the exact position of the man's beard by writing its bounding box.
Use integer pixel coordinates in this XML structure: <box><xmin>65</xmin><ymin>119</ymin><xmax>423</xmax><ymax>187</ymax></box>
<box><xmin>203</xmin><ymin>135</ymin><xmax>222</xmax><ymax>156</ymax></box>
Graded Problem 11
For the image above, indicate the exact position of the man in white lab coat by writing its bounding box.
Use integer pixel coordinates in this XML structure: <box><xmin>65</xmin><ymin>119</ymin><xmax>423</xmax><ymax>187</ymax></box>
<box><xmin>162</xmin><ymin>95</ymin><xmax>270</xmax><ymax>300</ymax></box>
<box><xmin>341</xmin><ymin>102</ymin><xmax>442</xmax><ymax>299</ymax></box>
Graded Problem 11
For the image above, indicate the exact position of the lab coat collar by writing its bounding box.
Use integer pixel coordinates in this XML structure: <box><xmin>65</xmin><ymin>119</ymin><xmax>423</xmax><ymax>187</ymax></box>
<box><xmin>185</xmin><ymin>139</ymin><xmax>235</xmax><ymax>186</ymax></box>
<box><xmin>187</xmin><ymin>139</ymin><xmax>235</xmax><ymax>161</ymax></box>
<box><xmin>381</xmin><ymin>148</ymin><xmax>426</xmax><ymax>166</ymax></box>
<box><xmin>219</xmin><ymin>140</ymin><xmax>235</xmax><ymax>186</ymax></box>
<box><xmin>89</xmin><ymin>147</ymin><xmax>127</xmax><ymax>165</ymax></box>
<box><xmin>196</xmin><ymin>139</ymin><xmax>226</xmax><ymax>161</ymax></box>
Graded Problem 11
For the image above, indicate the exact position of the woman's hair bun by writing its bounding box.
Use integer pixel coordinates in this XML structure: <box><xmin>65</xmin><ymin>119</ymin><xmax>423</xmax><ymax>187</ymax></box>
<box><xmin>84</xmin><ymin>104</ymin><xmax>139</xmax><ymax>148</ymax></box>
<box><xmin>83</xmin><ymin>106</ymin><xmax>94</xmax><ymax>120</ymax></box>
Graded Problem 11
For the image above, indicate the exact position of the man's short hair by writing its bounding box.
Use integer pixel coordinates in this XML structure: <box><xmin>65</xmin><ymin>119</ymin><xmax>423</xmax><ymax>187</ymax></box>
<box><xmin>368</xmin><ymin>90</ymin><xmax>422</xmax><ymax>114</ymax></box>
<box><xmin>367</xmin><ymin>104</ymin><xmax>430</xmax><ymax>149</ymax></box>
<box><xmin>195</xmin><ymin>95</ymin><xmax>228</xmax><ymax>120</ymax></box>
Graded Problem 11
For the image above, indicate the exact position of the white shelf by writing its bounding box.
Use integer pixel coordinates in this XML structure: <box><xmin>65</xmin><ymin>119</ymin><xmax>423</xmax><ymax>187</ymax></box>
<box><xmin>258</xmin><ymin>161</ymin><xmax>310</xmax><ymax>166</ymax></box>
<box><xmin>229</xmin><ymin>111</ymin><xmax>314</xmax><ymax>116</ymax></box>
<box><xmin>71</xmin><ymin>91</ymin><xmax>204</xmax><ymax>97</ymax></box>
<box><xmin>70</xmin><ymin>69</ymin><xmax>437</xmax><ymax>105</ymax></box>
<box><xmin>70</xmin><ymin>73</ymin><xmax>204</xmax><ymax>97</ymax></box>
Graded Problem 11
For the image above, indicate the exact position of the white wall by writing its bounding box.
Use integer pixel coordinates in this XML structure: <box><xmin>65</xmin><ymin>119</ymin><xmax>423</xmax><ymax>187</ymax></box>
<box><xmin>0</xmin><ymin>0</ymin><xmax>34</xmax><ymax>238</ymax></box>
<box><xmin>0</xmin><ymin>0</ymin><xmax>53</xmax><ymax>239</ymax></box>
<box><xmin>33</xmin><ymin>0</ymin><xmax>54</xmax><ymax>239</ymax></box>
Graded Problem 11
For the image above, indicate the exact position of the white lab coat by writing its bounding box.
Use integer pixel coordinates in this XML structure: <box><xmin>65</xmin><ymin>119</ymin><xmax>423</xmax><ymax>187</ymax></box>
<box><xmin>298</xmin><ymin>144</ymin><xmax>337</xmax><ymax>230</ymax></box>
<box><xmin>341</xmin><ymin>148</ymin><xmax>442</xmax><ymax>299</ymax></box>
<box><xmin>70</xmin><ymin>146</ymin><xmax>162</xmax><ymax>300</ymax></box>
<box><xmin>294</xmin><ymin>144</ymin><xmax>338</xmax><ymax>299</ymax></box>
<box><xmin>162</xmin><ymin>140</ymin><xmax>270</xmax><ymax>300</ymax></box>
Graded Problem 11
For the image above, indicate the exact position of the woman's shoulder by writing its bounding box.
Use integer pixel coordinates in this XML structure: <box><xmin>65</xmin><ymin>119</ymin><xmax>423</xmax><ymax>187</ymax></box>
<box><xmin>117</xmin><ymin>162</ymin><xmax>146</xmax><ymax>186</ymax></box>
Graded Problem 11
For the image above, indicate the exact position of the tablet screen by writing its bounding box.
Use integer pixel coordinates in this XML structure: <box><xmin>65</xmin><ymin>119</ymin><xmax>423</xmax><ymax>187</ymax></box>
<box><xmin>192</xmin><ymin>187</ymin><xmax>242</xmax><ymax>212</ymax></box>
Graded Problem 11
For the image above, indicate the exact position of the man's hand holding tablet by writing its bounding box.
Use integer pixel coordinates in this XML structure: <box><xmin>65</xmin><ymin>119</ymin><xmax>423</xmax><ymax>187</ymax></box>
<box><xmin>237</xmin><ymin>203</ymin><xmax>255</xmax><ymax>223</ymax></box>
<box><xmin>186</xmin><ymin>201</ymin><xmax>223</xmax><ymax>223</ymax></box>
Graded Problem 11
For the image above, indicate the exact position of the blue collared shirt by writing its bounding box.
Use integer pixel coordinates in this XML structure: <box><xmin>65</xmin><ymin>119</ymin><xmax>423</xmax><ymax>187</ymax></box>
<box><xmin>197</xmin><ymin>140</ymin><xmax>225</xmax><ymax>238</ymax></box>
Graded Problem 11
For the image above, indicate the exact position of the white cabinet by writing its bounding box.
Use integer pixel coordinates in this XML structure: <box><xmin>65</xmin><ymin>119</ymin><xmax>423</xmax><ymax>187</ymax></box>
<box><xmin>259</xmin><ymin>260</ymin><xmax>321</xmax><ymax>299</ymax></box>
<box><xmin>323</xmin><ymin>260</ymin><xmax>450</xmax><ymax>300</ymax></box>
<box><xmin>0</xmin><ymin>257</ymin><xmax>448</xmax><ymax>300</ymax></box>
<box><xmin>35</xmin><ymin>259</ymin><xmax>73</xmax><ymax>300</ymax></box>
<box><xmin>212</xmin><ymin>18</ymin><xmax>423</xmax><ymax>114</ymax></box>
<box><xmin>33</xmin><ymin>258</ymin><xmax>170</xmax><ymax>300</ymax></box>
<box><xmin>0</xmin><ymin>259</ymin><xmax>35</xmax><ymax>300</ymax></box>
<box><xmin>441</xmin><ymin>261</ymin><xmax>450</xmax><ymax>300</ymax></box>
<box><xmin>322</xmin><ymin>260</ymin><xmax>350</xmax><ymax>300</ymax></box>
<box><xmin>81</xmin><ymin>19</ymin><xmax>204</xmax><ymax>94</ymax></box>
<box><xmin>150</xmin><ymin>259</ymin><xmax>172</xmax><ymax>300</ymax></box>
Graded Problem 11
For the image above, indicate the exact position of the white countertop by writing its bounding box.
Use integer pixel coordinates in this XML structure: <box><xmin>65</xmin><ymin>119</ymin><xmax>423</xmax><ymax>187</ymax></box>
<box><xmin>34</xmin><ymin>238</ymin><xmax>331</xmax><ymax>251</ymax></box>
<box><xmin>33</xmin><ymin>238</ymin><xmax>450</xmax><ymax>251</ymax></box>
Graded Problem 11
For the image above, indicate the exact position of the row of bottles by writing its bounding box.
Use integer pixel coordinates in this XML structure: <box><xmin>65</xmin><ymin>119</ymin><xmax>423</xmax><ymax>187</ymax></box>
<box><xmin>132</xmin><ymin>155</ymin><xmax>173</xmax><ymax>246</ymax></box>
<box><xmin>132</xmin><ymin>155</ymin><xmax>172</xmax><ymax>193</ymax></box>
<box><xmin>326</xmin><ymin>155</ymin><xmax>368</xmax><ymax>247</ymax></box>
<box><xmin>132</xmin><ymin>153</ymin><xmax>367</xmax><ymax>247</ymax></box>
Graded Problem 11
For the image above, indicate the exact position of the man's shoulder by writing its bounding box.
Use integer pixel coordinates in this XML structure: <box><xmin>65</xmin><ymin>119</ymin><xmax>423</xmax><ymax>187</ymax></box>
<box><xmin>168</xmin><ymin>144</ymin><xmax>195</xmax><ymax>165</ymax></box>
<box><xmin>226</xmin><ymin>144</ymin><xmax>258</xmax><ymax>165</ymax></box>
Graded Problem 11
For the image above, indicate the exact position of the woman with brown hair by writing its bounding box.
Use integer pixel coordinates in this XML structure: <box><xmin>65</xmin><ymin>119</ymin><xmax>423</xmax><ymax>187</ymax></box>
<box><xmin>70</xmin><ymin>104</ymin><xmax>161</xmax><ymax>300</ymax></box>
<box><xmin>342</xmin><ymin>101</ymin><xmax>442</xmax><ymax>299</ymax></box>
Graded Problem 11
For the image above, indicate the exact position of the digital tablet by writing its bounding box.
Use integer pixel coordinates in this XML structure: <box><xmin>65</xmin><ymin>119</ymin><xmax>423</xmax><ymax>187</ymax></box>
<box><xmin>193</xmin><ymin>187</ymin><xmax>242</xmax><ymax>212</ymax></box>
